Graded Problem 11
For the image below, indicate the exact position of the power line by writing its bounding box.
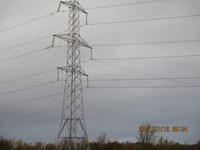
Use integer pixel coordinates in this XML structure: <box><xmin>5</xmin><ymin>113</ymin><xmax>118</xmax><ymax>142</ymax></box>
<box><xmin>87</xmin><ymin>77</ymin><xmax>200</xmax><ymax>81</ymax></box>
<box><xmin>0</xmin><ymin>12</ymin><xmax>61</xmax><ymax>33</ymax></box>
<box><xmin>86</xmin><ymin>0</ymin><xmax>171</xmax><ymax>10</ymax></box>
<box><xmin>0</xmin><ymin>92</ymin><xmax>63</xmax><ymax>109</ymax></box>
<box><xmin>56</xmin><ymin>50</ymin><xmax>199</xmax><ymax>86</ymax></box>
<box><xmin>91</xmin><ymin>39</ymin><xmax>200</xmax><ymax>47</ymax></box>
<box><xmin>1</xmin><ymin>45</ymin><xmax>198</xmax><ymax>64</ymax></box>
<box><xmin>0</xmin><ymin>30</ymin><xmax>65</xmax><ymax>53</ymax></box>
<box><xmin>1</xmin><ymin>84</ymin><xmax>200</xmax><ymax>109</ymax></box>
<box><xmin>0</xmin><ymin>35</ymin><xmax>51</xmax><ymax>53</ymax></box>
<box><xmin>0</xmin><ymin>87</ymin><xmax>89</xmax><ymax>109</ymax></box>
<box><xmin>0</xmin><ymin>84</ymin><xmax>199</xmax><ymax>109</ymax></box>
<box><xmin>0</xmin><ymin>46</ymin><xmax>52</xmax><ymax>64</ymax></box>
<box><xmin>85</xmin><ymin>14</ymin><xmax>200</xmax><ymax>26</ymax></box>
<box><xmin>1</xmin><ymin>37</ymin><xmax>199</xmax><ymax>54</ymax></box>
<box><xmin>0</xmin><ymin>69</ymin><xmax>56</xmax><ymax>85</ymax></box>
<box><xmin>0</xmin><ymin>0</ymin><xmax>172</xmax><ymax>33</ymax></box>
<box><xmin>54</xmin><ymin>38</ymin><xmax>200</xmax><ymax>49</ymax></box>
<box><xmin>0</xmin><ymin>80</ymin><xmax>58</xmax><ymax>96</ymax></box>
<box><xmin>93</xmin><ymin>60</ymin><xmax>196</xmax><ymax>86</ymax></box>
<box><xmin>0</xmin><ymin>45</ymin><xmax>92</xmax><ymax>65</ymax></box>
<box><xmin>0</xmin><ymin>0</ymin><xmax>56</xmax><ymax>20</ymax></box>
<box><xmin>59</xmin><ymin>48</ymin><xmax>198</xmax><ymax>86</ymax></box>
<box><xmin>93</xmin><ymin>59</ymin><xmax>165</xmax><ymax>78</ymax></box>
<box><xmin>0</xmin><ymin>35</ymin><xmax>199</xmax><ymax>65</ymax></box>
<box><xmin>89</xmin><ymin>85</ymin><xmax>200</xmax><ymax>89</ymax></box>
<box><xmin>94</xmin><ymin>54</ymin><xmax>200</xmax><ymax>61</ymax></box>
<box><xmin>81</xmin><ymin>59</ymin><xmax>93</xmax><ymax>63</ymax></box>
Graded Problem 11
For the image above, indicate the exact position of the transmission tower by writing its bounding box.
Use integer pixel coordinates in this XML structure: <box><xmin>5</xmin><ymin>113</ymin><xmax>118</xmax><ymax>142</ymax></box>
<box><xmin>52</xmin><ymin>1</ymin><xmax>92</xmax><ymax>150</ymax></box>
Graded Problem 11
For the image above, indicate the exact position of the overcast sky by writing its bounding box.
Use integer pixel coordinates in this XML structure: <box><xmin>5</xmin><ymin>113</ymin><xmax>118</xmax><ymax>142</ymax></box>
<box><xmin>0</xmin><ymin>0</ymin><xmax>200</xmax><ymax>144</ymax></box>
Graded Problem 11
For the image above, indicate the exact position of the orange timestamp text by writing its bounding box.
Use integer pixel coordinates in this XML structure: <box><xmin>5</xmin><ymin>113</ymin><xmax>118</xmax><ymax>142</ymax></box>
<box><xmin>139</xmin><ymin>125</ymin><xmax>188</xmax><ymax>133</ymax></box>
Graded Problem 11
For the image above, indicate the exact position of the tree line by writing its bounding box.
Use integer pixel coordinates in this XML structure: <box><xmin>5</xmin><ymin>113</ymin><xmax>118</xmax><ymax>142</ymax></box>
<box><xmin>1</xmin><ymin>123</ymin><xmax>199</xmax><ymax>150</ymax></box>
<box><xmin>1</xmin><ymin>137</ymin><xmax>200</xmax><ymax>150</ymax></box>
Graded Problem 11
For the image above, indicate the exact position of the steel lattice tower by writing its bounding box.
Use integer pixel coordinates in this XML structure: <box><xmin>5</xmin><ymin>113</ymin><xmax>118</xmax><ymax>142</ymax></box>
<box><xmin>52</xmin><ymin>1</ymin><xmax>92</xmax><ymax>150</ymax></box>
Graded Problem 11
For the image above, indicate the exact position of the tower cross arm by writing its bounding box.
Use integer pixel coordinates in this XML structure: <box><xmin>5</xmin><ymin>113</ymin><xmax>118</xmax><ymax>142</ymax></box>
<box><xmin>58</xmin><ymin>66</ymin><xmax>88</xmax><ymax>77</ymax></box>
<box><xmin>53</xmin><ymin>34</ymin><xmax>92</xmax><ymax>49</ymax></box>
<box><xmin>58</xmin><ymin>1</ymin><xmax>87</xmax><ymax>14</ymax></box>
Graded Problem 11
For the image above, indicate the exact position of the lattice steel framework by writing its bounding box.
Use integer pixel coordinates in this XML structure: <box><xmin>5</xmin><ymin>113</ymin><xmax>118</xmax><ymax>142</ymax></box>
<box><xmin>53</xmin><ymin>1</ymin><xmax>92</xmax><ymax>150</ymax></box>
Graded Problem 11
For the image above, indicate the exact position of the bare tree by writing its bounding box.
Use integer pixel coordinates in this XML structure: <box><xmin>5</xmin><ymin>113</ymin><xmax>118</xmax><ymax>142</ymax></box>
<box><xmin>137</xmin><ymin>122</ymin><xmax>156</xmax><ymax>144</ymax></box>
<box><xmin>96</xmin><ymin>132</ymin><xmax>108</xmax><ymax>145</ymax></box>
